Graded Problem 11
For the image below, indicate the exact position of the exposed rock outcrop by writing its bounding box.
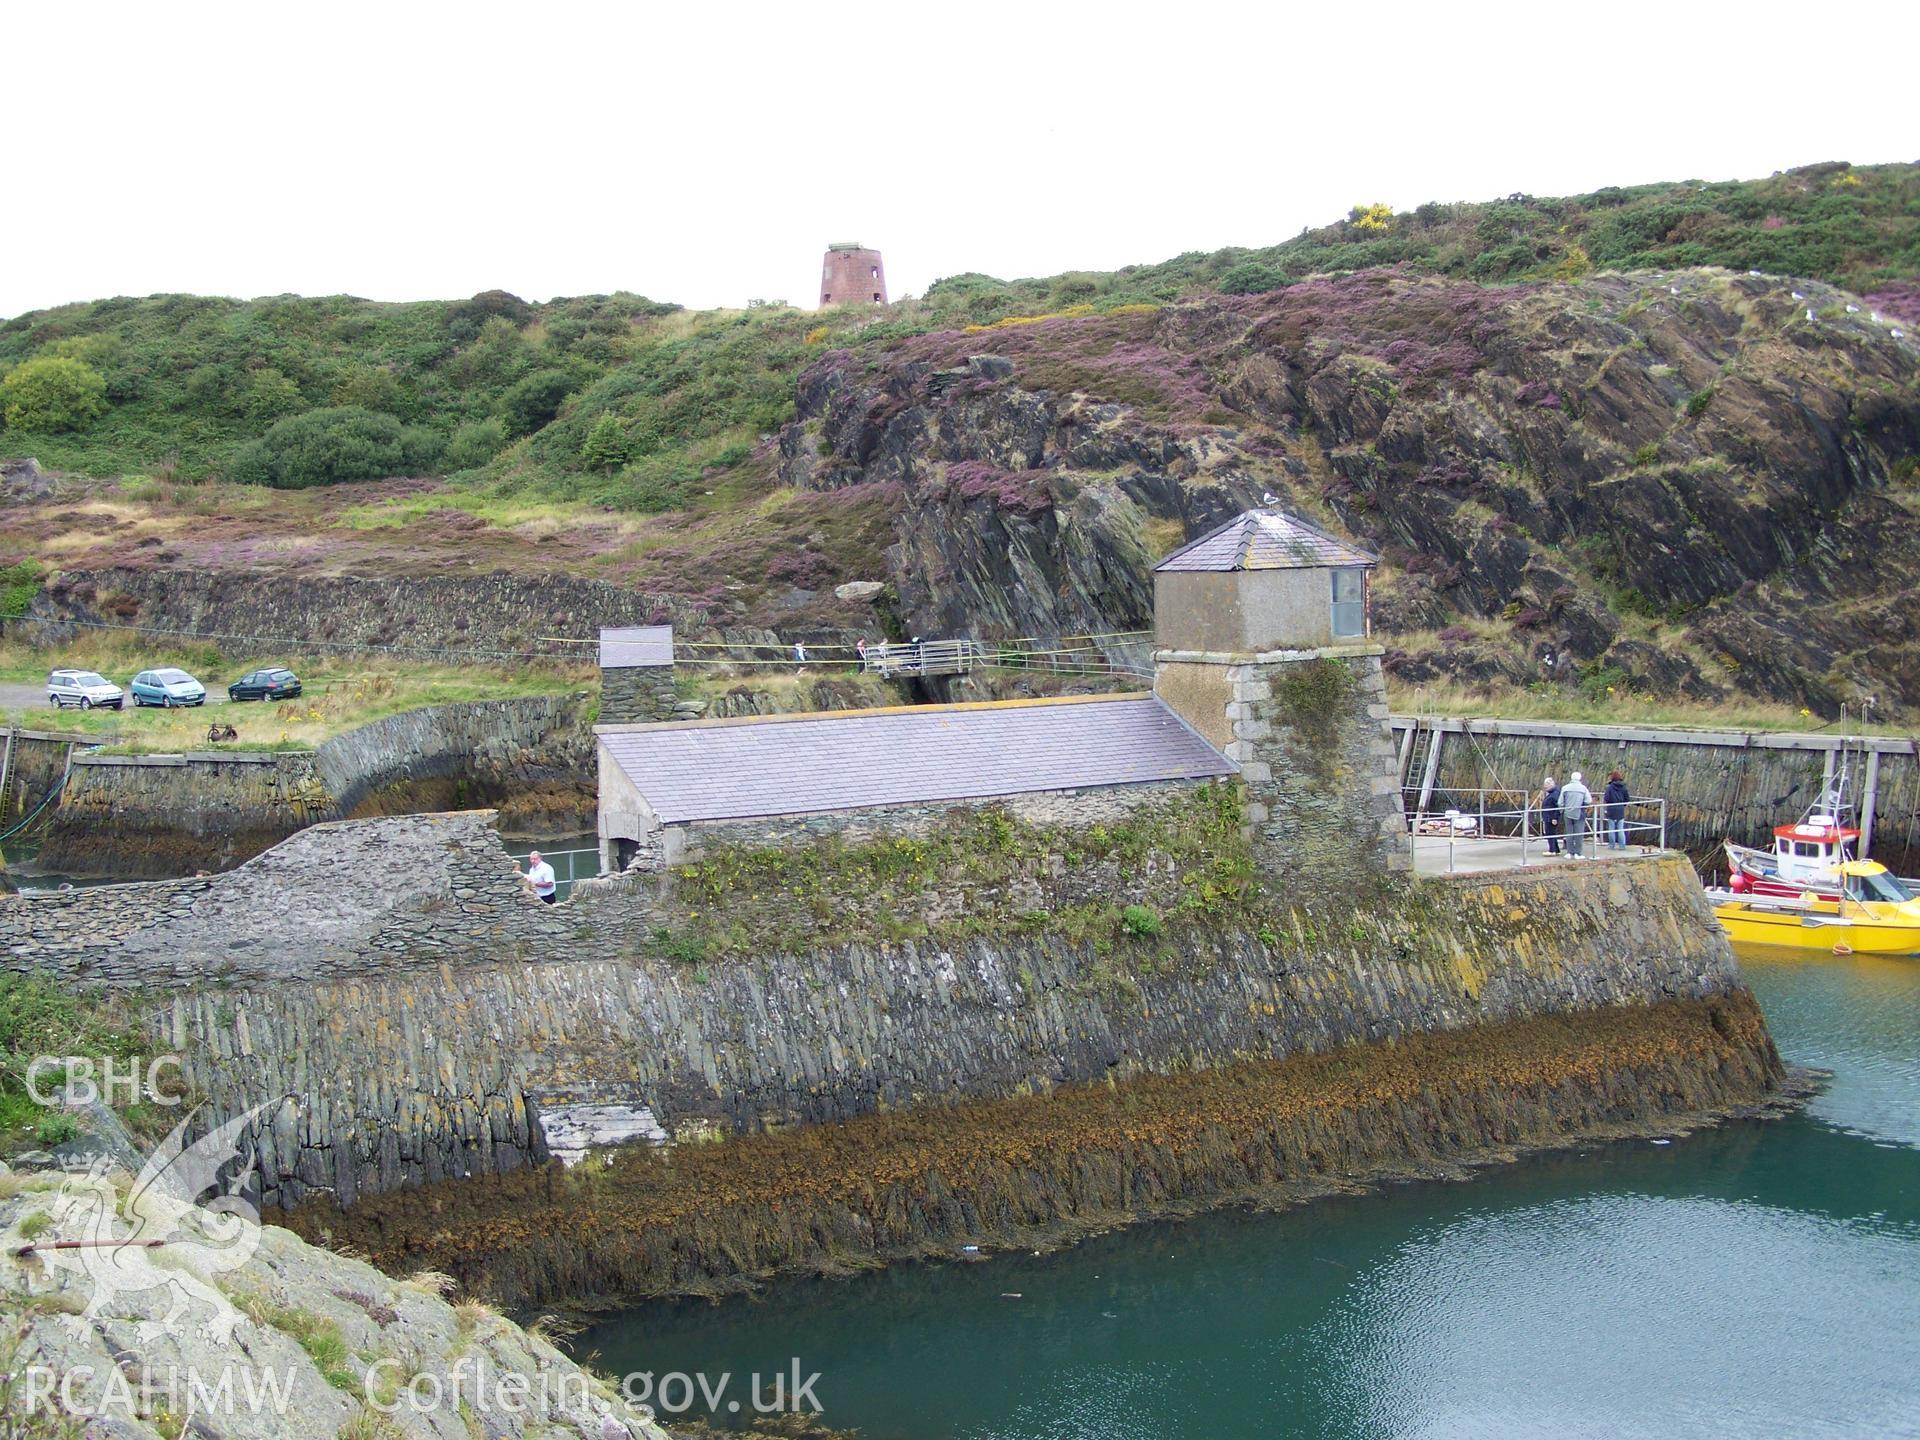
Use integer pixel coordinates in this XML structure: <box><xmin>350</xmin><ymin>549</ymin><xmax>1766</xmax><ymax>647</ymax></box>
<box><xmin>779</xmin><ymin>268</ymin><xmax>1920</xmax><ymax>714</ymax></box>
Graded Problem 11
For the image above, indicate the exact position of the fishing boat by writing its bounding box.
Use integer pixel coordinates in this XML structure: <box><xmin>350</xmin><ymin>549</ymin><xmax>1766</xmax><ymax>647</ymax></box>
<box><xmin>1724</xmin><ymin>815</ymin><xmax>1867</xmax><ymax>899</ymax></box>
<box><xmin>1720</xmin><ymin>729</ymin><xmax>1919</xmax><ymax>900</ymax></box>
<box><xmin>1709</xmin><ymin>860</ymin><xmax>1920</xmax><ymax>957</ymax></box>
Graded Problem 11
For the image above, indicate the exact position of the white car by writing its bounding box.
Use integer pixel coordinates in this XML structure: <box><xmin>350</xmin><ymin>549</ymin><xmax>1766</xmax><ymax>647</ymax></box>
<box><xmin>47</xmin><ymin>668</ymin><xmax>125</xmax><ymax>710</ymax></box>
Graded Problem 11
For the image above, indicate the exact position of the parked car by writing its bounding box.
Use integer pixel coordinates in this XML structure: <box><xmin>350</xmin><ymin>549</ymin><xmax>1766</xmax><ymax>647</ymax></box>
<box><xmin>228</xmin><ymin>667</ymin><xmax>302</xmax><ymax>702</ymax></box>
<box><xmin>46</xmin><ymin>668</ymin><xmax>125</xmax><ymax>710</ymax></box>
<box><xmin>129</xmin><ymin>668</ymin><xmax>207</xmax><ymax>708</ymax></box>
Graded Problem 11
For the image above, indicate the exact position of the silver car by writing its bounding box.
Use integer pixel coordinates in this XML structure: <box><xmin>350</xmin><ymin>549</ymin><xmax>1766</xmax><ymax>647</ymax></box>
<box><xmin>47</xmin><ymin>668</ymin><xmax>125</xmax><ymax>710</ymax></box>
<box><xmin>130</xmin><ymin>668</ymin><xmax>207</xmax><ymax>708</ymax></box>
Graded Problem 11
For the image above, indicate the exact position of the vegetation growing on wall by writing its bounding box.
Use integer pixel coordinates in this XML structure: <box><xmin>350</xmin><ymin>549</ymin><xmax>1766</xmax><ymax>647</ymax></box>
<box><xmin>0</xmin><ymin>973</ymin><xmax>173</xmax><ymax>1153</ymax></box>
<box><xmin>653</xmin><ymin>783</ymin><xmax>1256</xmax><ymax>962</ymax></box>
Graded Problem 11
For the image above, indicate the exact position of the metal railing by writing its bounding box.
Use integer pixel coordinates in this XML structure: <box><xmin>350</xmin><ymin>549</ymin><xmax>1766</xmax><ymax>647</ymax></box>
<box><xmin>856</xmin><ymin>637</ymin><xmax>1152</xmax><ymax>682</ymax></box>
<box><xmin>1402</xmin><ymin>786</ymin><xmax>1669</xmax><ymax>873</ymax></box>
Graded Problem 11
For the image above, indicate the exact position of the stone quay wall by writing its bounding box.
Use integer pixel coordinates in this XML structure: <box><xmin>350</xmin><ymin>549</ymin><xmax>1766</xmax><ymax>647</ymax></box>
<box><xmin>1</xmin><ymin>728</ymin><xmax>82</xmax><ymax>830</ymax></box>
<box><xmin>27</xmin><ymin>567</ymin><xmax>707</xmax><ymax>663</ymax></box>
<box><xmin>0</xmin><ymin>810</ymin><xmax>1761</xmax><ymax>1211</ymax></box>
<box><xmin>32</xmin><ymin>693</ymin><xmax>594</xmax><ymax>878</ymax></box>
<box><xmin>1396</xmin><ymin>716</ymin><xmax>1920</xmax><ymax>877</ymax></box>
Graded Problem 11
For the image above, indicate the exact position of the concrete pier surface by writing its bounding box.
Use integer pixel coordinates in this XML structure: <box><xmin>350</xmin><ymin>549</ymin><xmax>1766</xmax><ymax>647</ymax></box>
<box><xmin>1409</xmin><ymin>835</ymin><xmax>1655</xmax><ymax>876</ymax></box>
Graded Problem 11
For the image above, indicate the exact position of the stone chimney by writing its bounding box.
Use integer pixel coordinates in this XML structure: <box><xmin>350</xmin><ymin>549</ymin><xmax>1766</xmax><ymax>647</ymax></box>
<box><xmin>597</xmin><ymin>625</ymin><xmax>677</xmax><ymax>723</ymax></box>
<box><xmin>1150</xmin><ymin>510</ymin><xmax>1404</xmax><ymax>881</ymax></box>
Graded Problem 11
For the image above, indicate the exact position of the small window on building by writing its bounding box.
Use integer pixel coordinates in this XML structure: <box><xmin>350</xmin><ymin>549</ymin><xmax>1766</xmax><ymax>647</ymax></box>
<box><xmin>872</xmin><ymin>292</ymin><xmax>881</xmax><ymax>302</ymax></box>
<box><xmin>871</xmin><ymin>265</ymin><xmax>879</xmax><ymax>278</ymax></box>
<box><xmin>822</xmin><ymin>292</ymin><xmax>830</xmax><ymax>303</ymax></box>
<box><xmin>1330</xmin><ymin>567</ymin><xmax>1366</xmax><ymax>637</ymax></box>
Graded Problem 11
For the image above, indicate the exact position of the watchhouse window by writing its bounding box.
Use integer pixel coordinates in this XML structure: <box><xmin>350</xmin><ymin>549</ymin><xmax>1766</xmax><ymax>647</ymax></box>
<box><xmin>1330</xmin><ymin>567</ymin><xmax>1365</xmax><ymax>637</ymax></box>
<box><xmin>871</xmin><ymin>265</ymin><xmax>879</xmax><ymax>278</ymax></box>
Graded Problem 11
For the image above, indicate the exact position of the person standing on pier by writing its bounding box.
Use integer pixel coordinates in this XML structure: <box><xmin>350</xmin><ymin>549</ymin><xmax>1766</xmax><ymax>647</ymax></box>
<box><xmin>1604</xmin><ymin>771</ymin><xmax>1631</xmax><ymax>849</ymax></box>
<box><xmin>520</xmin><ymin>850</ymin><xmax>558</xmax><ymax>903</ymax></box>
<box><xmin>1540</xmin><ymin>776</ymin><xmax>1563</xmax><ymax>855</ymax></box>
<box><xmin>1561</xmin><ymin>772</ymin><xmax>1594</xmax><ymax>858</ymax></box>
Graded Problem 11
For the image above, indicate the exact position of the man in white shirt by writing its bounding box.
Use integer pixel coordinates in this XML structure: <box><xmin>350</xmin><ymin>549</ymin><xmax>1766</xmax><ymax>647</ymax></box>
<box><xmin>522</xmin><ymin>850</ymin><xmax>558</xmax><ymax>903</ymax></box>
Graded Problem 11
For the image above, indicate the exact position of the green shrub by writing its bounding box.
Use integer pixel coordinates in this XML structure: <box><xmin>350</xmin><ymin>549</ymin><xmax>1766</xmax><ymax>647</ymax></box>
<box><xmin>1218</xmin><ymin>262</ymin><xmax>1295</xmax><ymax>295</ymax></box>
<box><xmin>1120</xmin><ymin>904</ymin><xmax>1163</xmax><ymax>938</ymax></box>
<box><xmin>228</xmin><ymin>406</ymin><xmax>443</xmax><ymax>488</ymax></box>
<box><xmin>243</xmin><ymin>367</ymin><xmax>305</xmax><ymax>426</ymax></box>
<box><xmin>578</xmin><ymin>411</ymin><xmax>630</xmax><ymax>473</ymax></box>
<box><xmin>0</xmin><ymin>559</ymin><xmax>42</xmax><ymax>619</ymax></box>
<box><xmin>34</xmin><ymin>1114</ymin><xmax>79</xmax><ymax>1147</ymax></box>
<box><xmin>500</xmin><ymin>369</ymin><xmax>577</xmax><ymax>437</ymax></box>
<box><xmin>1</xmin><ymin>355</ymin><xmax>108</xmax><ymax>431</ymax></box>
<box><xmin>331</xmin><ymin>365</ymin><xmax>403</xmax><ymax>415</ymax></box>
<box><xmin>445</xmin><ymin>417</ymin><xmax>507</xmax><ymax>470</ymax></box>
<box><xmin>1684</xmin><ymin>387</ymin><xmax>1715</xmax><ymax>418</ymax></box>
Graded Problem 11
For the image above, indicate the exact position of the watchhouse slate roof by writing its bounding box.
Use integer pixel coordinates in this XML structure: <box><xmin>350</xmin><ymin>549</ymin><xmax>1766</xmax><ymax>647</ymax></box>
<box><xmin>1154</xmin><ymin>509</ymin><xmax>1378</xmax><ymax>573</ymax></box>
<box><xmin>598</xmin><ymin>625</ymin><xmax>674</xmax><ymax>669</ymax></box>
<box><xmin>599</xmin><ymin>694</ymin><xmax>1235</xmax><ymax>824</ymax></box>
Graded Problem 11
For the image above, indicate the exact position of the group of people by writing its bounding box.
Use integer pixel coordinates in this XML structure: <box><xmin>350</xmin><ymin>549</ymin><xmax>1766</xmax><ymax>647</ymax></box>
<box><xmin>1537</xmin><ymin>771</ymin><xmax>1632</xmax><ymax>858</ymax></box>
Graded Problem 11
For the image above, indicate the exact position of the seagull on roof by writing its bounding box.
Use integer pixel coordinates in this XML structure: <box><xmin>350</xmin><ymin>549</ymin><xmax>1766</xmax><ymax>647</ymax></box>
<box><xmin>1261</xmin><ymin>491</ymin><xmax>1281</xmax><ymax>507</ymax></box>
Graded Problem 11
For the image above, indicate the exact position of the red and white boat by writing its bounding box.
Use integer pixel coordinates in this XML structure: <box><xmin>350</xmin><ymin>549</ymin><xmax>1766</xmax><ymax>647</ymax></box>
<box><xmin>1723</xmin><ymin>782</ymin><xmax>1918</xmax><ymax>903</ymax></box>
<box><xmin>1724</xmin><ymin>815</ymin><xmax>1873</xmax><ymax>900</ymax></box>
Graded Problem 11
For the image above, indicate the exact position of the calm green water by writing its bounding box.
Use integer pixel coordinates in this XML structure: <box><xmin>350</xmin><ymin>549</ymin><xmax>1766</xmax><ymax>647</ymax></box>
<box><xmin>576</xmin><ymin>951</ymin><xmax>1920</xmax><ymax>1438</ymax></box>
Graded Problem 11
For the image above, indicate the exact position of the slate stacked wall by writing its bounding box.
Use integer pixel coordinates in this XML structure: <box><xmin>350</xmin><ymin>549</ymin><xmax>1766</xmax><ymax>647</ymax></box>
<box><xmin>0</xmin><ymin>812</ymin><xmax>1777</xmax><ymax>1216</ymax></box>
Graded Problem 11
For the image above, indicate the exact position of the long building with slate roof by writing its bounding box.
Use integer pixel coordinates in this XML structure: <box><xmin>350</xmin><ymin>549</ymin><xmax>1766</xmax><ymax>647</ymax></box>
<box><xmin>595</xmin><ymin>506</ymin><xmax>1386</xmax><ymax>874</ymax></box>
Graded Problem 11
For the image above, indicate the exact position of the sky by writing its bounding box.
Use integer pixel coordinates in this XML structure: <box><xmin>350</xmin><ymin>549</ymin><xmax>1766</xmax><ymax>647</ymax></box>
<box><xmin>6</xmin><ymin>0</ymin><xmax>1916</xmax><ymax>320</ymax></box>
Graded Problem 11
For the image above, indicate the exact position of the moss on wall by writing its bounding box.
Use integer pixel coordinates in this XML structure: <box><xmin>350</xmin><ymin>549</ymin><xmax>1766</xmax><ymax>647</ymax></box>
<box><xmin>656</xmin><ymin>782</ymin><xmax>1258</xmax><ymax>960</ymax></box>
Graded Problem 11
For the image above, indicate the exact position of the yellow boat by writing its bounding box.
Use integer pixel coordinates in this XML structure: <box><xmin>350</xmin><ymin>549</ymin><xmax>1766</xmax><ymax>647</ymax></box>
<box><xmin>1710</xmin><ymin>861</ymin><xmax>1920</xmax><ymax>957</ymax></box>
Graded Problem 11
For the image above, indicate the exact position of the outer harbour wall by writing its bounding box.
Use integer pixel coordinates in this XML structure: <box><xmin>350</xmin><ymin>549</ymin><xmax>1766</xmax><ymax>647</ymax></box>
<box><xmin>0</xmin><ymin>811</ymin><xmax>1781</xmax><ymax>1304</ymax></box>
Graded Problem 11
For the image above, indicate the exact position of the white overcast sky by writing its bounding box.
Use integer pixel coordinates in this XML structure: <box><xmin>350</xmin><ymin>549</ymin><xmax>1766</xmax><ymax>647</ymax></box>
<box><xmin>6</xmin><ymin>0</ymin><xmax>1915</xmax><ymax>320</ymax></box>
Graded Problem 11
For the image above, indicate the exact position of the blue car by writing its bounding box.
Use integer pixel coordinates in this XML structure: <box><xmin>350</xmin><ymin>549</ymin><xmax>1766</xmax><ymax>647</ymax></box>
<box><xmin>130</xmin><ymin>668</ymin><xmax>208</xmax><ymax>708</ymax></box>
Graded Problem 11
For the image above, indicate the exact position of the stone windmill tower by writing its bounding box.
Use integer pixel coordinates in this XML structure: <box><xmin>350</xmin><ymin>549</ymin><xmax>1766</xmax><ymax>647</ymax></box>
<box><xmin>819</xmin><ymin>242</ymin><xmax>886</xmax><ymax>308</ymax></box>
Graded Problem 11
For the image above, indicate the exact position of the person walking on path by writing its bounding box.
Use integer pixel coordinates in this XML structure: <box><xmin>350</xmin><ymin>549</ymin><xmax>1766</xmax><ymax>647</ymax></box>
<box><xmin>520</xmin><ymin>850</ymin><xmax>558</xmax><ymax>903</ymax></box>
<box><xmin>1540</xmin><ymin>776</ymin><xmax>1563</xmax><ymax>855</ymax></box>
<box><xmin>1604</xmin><ymin>771</ymin><xmax>1631</xmax><ymax>849</ymax></box>
<box><xmin>1561</xmin><ymin>772</ymin><xmax>1594</xmax><ymax>858</ymax></box>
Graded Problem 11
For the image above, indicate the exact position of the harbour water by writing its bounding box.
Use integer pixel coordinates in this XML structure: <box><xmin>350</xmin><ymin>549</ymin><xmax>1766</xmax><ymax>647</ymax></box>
<box><xmin>575</xmin><ymin>948</ymin><xmax>1920</xmax><ymax>1438</ymax></box>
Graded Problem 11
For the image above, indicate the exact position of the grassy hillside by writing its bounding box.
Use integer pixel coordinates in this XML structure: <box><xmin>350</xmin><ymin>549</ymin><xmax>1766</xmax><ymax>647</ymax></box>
<box><xmin>3</xmin><ymin>161</ymin><xmax>1914</xmax><ymax>511</ymax></box>
<box><xmin>930</xmin><ymin>159</ymin><xmax>1920</xmax><ymax>313</ymax></box>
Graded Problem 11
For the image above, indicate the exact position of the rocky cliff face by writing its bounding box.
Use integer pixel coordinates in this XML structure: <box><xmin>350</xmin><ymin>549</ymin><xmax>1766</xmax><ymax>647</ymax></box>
<box><xmin>778</xmin><ymin>267</ymin><xmax>1920</xmax><ymax>714</ymax></box>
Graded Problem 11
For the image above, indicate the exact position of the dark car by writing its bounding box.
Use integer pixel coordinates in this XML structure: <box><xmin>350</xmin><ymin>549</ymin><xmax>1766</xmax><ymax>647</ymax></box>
<box><xmin>228</xmin><ymin>667</ymin><xmax>303</xmax><ymax>702</ymax></box>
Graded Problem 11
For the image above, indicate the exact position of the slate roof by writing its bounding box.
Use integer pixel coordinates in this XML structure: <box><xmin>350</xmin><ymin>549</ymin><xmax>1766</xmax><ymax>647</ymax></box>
<box><xmin>1155</xmin><ymin>509</ymin><xmax>1377</xmax><ymax>573</ymax></box>
<box><xmin>598</xmin><ymin>625</ymin><xmax>674</xmax><ymax>669</ymax></box>
<box><xmin>598</xmin><ymin>695</ymin><xmax>1235</xmax><ymax>824</ymax></box>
